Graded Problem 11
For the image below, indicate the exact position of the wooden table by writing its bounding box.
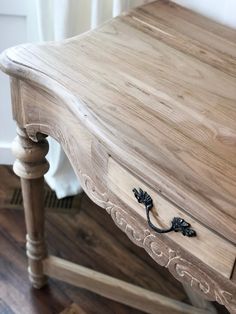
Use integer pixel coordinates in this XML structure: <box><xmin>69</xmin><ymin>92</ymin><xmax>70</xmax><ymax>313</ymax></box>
<box><xmin>0</xmin><ymin>1</ymin><xmax>235</xmax><ymax>313</ymax></box>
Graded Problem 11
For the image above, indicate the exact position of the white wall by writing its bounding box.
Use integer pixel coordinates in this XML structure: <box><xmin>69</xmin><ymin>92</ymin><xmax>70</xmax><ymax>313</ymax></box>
<box><xmin>174</xmin><ymin>0</ymin><xmax>236</xmax><ymax>29</ymax></box>
<box><xmin>0</xmin><ymin>0</ymin><xmax>38</xmax><ymax>164</ymax></box>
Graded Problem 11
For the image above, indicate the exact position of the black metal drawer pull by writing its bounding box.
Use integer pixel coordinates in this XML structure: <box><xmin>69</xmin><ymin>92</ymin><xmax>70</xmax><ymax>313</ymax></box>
<box><xmin>132</xmin><ymin>188</ymin><xmax>196</xmax><ymax>237</ymax></box>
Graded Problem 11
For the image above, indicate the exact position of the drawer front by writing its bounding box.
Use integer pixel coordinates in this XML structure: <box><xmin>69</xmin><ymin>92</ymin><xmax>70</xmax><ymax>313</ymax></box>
<box><xmin>107</xmin><ymin>158</ymin><xmax>236</xmax><ymax>279</ymax></box>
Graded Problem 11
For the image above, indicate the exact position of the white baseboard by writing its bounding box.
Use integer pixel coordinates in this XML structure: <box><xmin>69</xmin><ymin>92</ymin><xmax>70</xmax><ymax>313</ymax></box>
<box><xmin>0</xmin><ymin>144</ymin><xmax>14</xmax><ymax>164</ymax></box>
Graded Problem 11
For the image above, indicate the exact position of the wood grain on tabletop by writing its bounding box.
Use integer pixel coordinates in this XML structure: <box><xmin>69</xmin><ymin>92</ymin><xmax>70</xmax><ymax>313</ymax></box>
<box><xmin>1</xmin><ymin>0</ymin><xmax>235</xmax><ymax>244</ymax></box>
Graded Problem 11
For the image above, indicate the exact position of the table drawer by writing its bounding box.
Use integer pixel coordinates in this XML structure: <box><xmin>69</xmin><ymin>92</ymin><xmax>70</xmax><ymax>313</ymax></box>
<box><xmin>107</xmin><ymin>158</ymin><xmax>236</xmax><ymax>280</ymax></box>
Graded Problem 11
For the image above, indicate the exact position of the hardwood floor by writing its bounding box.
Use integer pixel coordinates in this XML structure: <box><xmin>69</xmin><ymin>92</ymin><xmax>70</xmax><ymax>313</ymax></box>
<box><xmin>0</xmin><ymin>166</ymin><xmax>227</xmax><ymax>314</ymax></box>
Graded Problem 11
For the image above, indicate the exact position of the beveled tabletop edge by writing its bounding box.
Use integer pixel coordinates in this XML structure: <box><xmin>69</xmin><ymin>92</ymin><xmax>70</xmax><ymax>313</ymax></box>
<box><xmin>0</xmin><ymin>0</ymin><xmax>235</xmax><ymax>245</ymax></box>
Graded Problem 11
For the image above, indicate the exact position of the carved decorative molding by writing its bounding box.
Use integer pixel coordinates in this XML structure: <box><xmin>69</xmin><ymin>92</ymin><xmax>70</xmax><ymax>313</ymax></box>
<box><xmin>108</xmin><ymin>203</ymin><xmax>236</xmax><ymax>312</ymax></box>
<box><xmin>78</xmin><ymin>174</ymin><xmax>236</xmax><ymax>313</ymax></box>
<box><xmin>24</xmin><ymin>123</ymin><xmax>236</xmax><ymax>313</ymax></box>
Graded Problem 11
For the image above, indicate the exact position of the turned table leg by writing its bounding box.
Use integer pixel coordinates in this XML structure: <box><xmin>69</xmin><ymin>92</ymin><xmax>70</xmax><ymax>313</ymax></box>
<box><xmin>12</xmin><ymin>126</ymin><xmax>49</xmax><ymax>288</ymax></box>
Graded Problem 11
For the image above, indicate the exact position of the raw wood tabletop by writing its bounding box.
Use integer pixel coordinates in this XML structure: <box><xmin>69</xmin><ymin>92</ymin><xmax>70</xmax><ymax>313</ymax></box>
<box><xmin>0</xmin><ymin>0</ymin><xmax>235</xmax><ymax>244</ymax></box>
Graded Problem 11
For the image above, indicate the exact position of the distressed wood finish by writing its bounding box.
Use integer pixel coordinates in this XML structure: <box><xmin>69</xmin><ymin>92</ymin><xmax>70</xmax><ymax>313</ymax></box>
<box><xmin>11</xmin><ymin>126</ymin><xmax>49</xmax><ymax>288</ymax></box>
<box><xmin>43</xmin><ymin>256</ymin><xmax>211</xmax><ymax>314</ymax></box>
<box><xmin>1</xmin><ymin>1</ymin><xmax>236</xmax><ymax>243</ymax></box>
<box><xmin>183</xmin><ymin>284</ymin><xmax>217</xmax><ymax>314</ymax></box>
<box><xmin>0</xmin><ymin>0</ymin><xmax>236</xmax><ymax>313</ymax></box>
<box><xmin>107</xmin><ymin>158</ymin><xmax>236</xmax><ymax>280</ymax></box>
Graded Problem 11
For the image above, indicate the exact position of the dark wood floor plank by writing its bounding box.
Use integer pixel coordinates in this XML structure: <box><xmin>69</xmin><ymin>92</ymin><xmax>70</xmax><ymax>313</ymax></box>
<box><xmin>0</xmin><ymin>209</ymin><xmax>71</xmax><ymax>314</ymax></box>
<box><xmin>46</xmin><ymin>206</ymin><xmax>185</xmax><ymax>299</ymax></box>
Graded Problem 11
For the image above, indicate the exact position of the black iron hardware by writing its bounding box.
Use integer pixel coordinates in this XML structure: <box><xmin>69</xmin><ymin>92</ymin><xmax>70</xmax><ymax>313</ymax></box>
<box><xmin>132</xmin><ymin>188</ymin><xmax>196</xmax><ymax>237</ymax></box>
